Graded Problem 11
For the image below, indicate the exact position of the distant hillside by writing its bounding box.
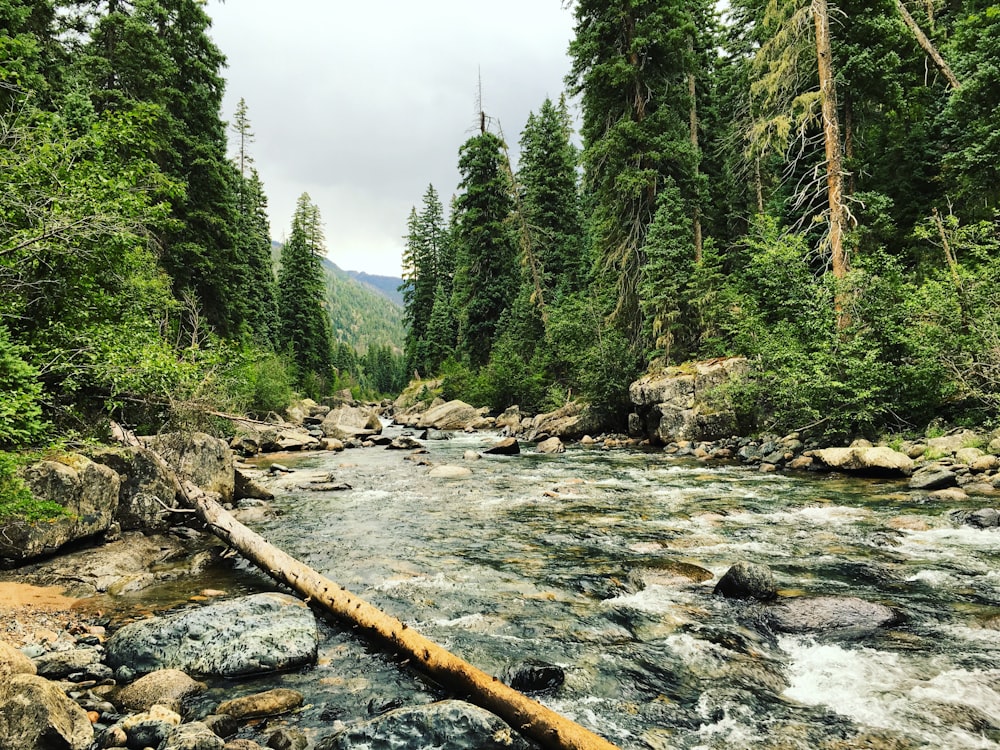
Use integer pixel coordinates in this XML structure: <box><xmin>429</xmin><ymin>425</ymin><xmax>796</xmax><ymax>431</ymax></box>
<box><xmin>271</xmin><ymin>242</ymin><xmax>405</xmax><ymax>352</ymax></box>
<box><xmin>346</xmin><ymin>270</ymin><xmax>404</xmax><ymax>307</ymax></box>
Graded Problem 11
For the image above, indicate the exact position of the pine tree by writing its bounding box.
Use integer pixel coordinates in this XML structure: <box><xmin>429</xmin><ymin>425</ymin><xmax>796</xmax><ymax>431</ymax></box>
<box><xmin>277</xmin><ymin>193</ymin><xmax>334</xmax><ymax>381</ymax></box>
<box><xmin>400</xmin><ymin>185</ymin><xmax>446</xmax><ymax>375</ymax></box>
<box><xmin>451</xmin><ymin>132</ymin><xmax>518</xmax><ymax>368</ymax></box>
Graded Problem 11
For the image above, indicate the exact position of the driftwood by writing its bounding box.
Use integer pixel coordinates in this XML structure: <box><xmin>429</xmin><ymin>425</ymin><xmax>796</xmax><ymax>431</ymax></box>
<box><xmin>181</xmin><ymin>482</ymin><xmax>621</xmax><ymax>750</ymax></box>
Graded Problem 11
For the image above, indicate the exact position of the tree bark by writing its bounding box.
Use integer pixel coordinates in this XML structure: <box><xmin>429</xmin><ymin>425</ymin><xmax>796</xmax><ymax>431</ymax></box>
<box><xmin>895</xmin><ymin>0</ymin><xmax>961</xmax><ymax>90</ymax></box>
<box><xmin>182</xmin><ymin>484</ymin><xmax>622</xmax><ymax>750</ymax></box>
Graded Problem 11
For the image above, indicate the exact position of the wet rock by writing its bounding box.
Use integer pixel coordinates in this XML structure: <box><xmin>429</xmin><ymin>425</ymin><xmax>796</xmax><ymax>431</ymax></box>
<box><xmin>629</xmin><ymin>561</ymin><xmax>714</xmax><ymax>589</ymax></box>
<box><xmin>428</xmin><ymin>465</ymin><xmax>473</xmax><ymax>479</ymax></box>
<box><xmin>266</xmin><ymin>728</ymin><xmax>308</xmax><ymax>750</ymax></box>
<box><xmin>387</xmin><ymin>436</ymin><xmax>423</xmax><ymax>450</ymax></box>
<box><xmin>0</xmin><ymin>455</ymin><xmax>120</xmax><ymax>563</ymax></box>
<box><xmin>234</xmin><ymin>469</ymin><xmax>274</xmax><ymax>502</ymax></box>
<box><xmin>317</xmin><ymin>699</ymin><xmax>536</xmax><ymax>750</ymax></box>
<box><xmin>807</xmin><ymin>446</ymin><xmax>914</xmax><ymax>477</ymax></box>
<box><xmin>90</xmin><ymin>446</ymin><xmax>182</xmax><ymax>531</ymax></box>
<box><xmin>215</xmin><ymin>688</ymin><xmax>304</xmax><ymax>719</ymax></box>
<box><xmin>224</xmin><ymin>741</ymin><xmax>267</xmax><ymax>750</ymax></box>
<box><xmin>33</xmin><ymin>647</ymin><xmax>102</xmax><ymax>679</ymax></box>
<box><xmin>160</xmin><ymin>721</ymin><xmax>224</xmax><ymax>750</ymax></box>
<box><xmin>764</xmin><ymin>596</ymin><xmax>898</xmax><ymax>633</ymax></box>
<box><xmin>909</xmin><ymin>467</ymin><xmax>958</xmax><ymax>491</ymax></box>
<box><xmin>526</xmin><ymin>401</ymin><xmax>602</xmax><ymax>441</ymax></box>
<box><xmin>925</xmin><ymin>701</ymin><xmax>999</xmax><ymax>733</ymax></box>
<box><xmin>536</xmin><ymin>437</ymin><xmax>565</xmax><ymax>454</ymax></box>
<box><xmin>320</xmin><ymin>404</ymin><xmax>383</xmax><ymax>441</ymax></box>
<box><xmin>929</xmin><ymin>487</ymin><xmax>968</xmax><ymax>502</ymax></box>
<box><xmin>0</xmin><ymin>641</ymin><xmax>37</xmax><ymax>675</ymax></box>
<box><xmin>115</xmin><ymin>668</ymin><xmax>206</xmax><ymax>713</ymax></box>
<box><xmin>499</xmin><ymin>660</ymin><xmax>565</xmax><ymax>694</ymax></box>
<box><xmin>143</xmin><ymin>432</ymin><xmax>235</xmax><ymax>502</ymax></box>
<box><xmin>714</xmin><ymin>562</ymin><xmax>778</xmax><ymax>601</ymax></box>
<box><xmin>415</xmin><ymin>400</ymin><xmax>486</xmax><ymax>431</ymax></box>
<box><xmin>485</xmin><ymin>438</ymin><xmax>520</xmax><ymax>456</ymax></box>
<box><xmin>949</xmin><ymin>508</ymin><xmax>1000</xmax><ymax>528</ymax></box>
<box><xmin>202</xmin><ymin>714</ymin><xmax>238</xmax><ymax>740</ymax></box>
<box><xmin>463</xmin><ymin>450</ymin><xmax>482</xmax><ymax>461</ymax></box>
<box><xmin>105</xmin><ymin>593</ymin><xmax>318</xmax><ymax>678</ymax></box>
<box><xmin>0</xmin><ymin>673</ymin><xmax>94</xmax><ymax>750</ymax></box>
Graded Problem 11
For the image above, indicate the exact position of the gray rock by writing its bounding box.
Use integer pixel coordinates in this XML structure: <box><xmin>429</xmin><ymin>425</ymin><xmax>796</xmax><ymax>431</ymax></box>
<box><xmin>160</xmin><ymin>722</ymin><xmax>225</xmax><ymax>750</ymax></box>
<box><xmin>317</xmin><ymin>700</ymin><xmax>535</xmax><ymax>750</ymax></box>
<box><xmin>909</xmin><ymin>467</ymin><xmax>958</xmax><ymax>490</ymax></box>
<box><xmin>765</xmin><ymin>596</ymin><xmax>898</xmax><ymax>633</ymax></box>
<box><xmin>201</xmin><ymin>714</ymin><xmax>238</xmax><ymax>740</ymax></box>
<box><xmin>143</xmin><ymin>432</ymin><xmax>235</xmax><ymax>502</ymax></box>
<box><xmin>714</xmin><ymin>562</ymin><xmax>778</xmax><ymax>601</ymax></box>
<box><xmin>526</xmin><ymin>401</ymin><xmax>603</xmax><ymax>442</ymax></box>
<box><xmin>90</xmin><ymin>446</ymin><xmax>182</xmax><ymax>531</ymax></box>
<box><xmin>499</xmin><ymin>660</ymin><xmax>565</xmax><ymax>694</ymax></box>
<box><xmin>0</xmin><ymin>673</ymin><xmax>94</xmax><ymax>750</ymax></box>
<box><xmin>105</xmin><ymin>593</ymin><xmax>318</xmax><ymax>678</ymax></box>
<box><xmin>949</xmin><ymin>508</ymin><xmax>1000</xmax><ymax>528</ymax></box>
<box><xmin>485</xmin><ymin>438</ymin><xmax>520</xmax><ymax>456</ymax></box>
<box><xmin>115</xmin><ymin>668</ymin><xmax>206</xmax><ymax>713</ymax></box>
<box><xmin>33</xmin><ymin>647</ymin><xmax>102</xmax><ymax>679</ymax></box>
<box><xmin>234</xmin><ymin>469</ymin><xmax>274</xmax><ymax>502</ymax></box>
<box><xmin>387</xmin><ymin>436</ymin><xmax>423</xmax><ymax>450</ymax></box>
<box><xmin>266</xmin><ymin>728</ymin><xmax>308</xmax><ymax>750</ymax></box>
<box><xmin>0</xmin><ymin>455</ymin><xmax>120</xmax><ymax>563</ymax></box>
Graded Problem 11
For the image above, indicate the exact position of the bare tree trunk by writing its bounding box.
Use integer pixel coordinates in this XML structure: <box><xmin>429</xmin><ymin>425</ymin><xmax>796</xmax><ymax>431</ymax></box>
<box><xmin>182</xmin><ymin>484</ymin><xmax>622</xmax><ymax>750</ymax></box>
<box><xmin>896</xmin><ymin>0</ymin><xmax>961</xmax><ymax>90</ymax></box>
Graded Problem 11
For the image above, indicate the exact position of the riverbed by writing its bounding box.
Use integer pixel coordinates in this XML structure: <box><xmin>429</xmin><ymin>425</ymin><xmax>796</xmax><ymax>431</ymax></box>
<box><xmin>142</xmin><ymin>429</ymin><xmax>999</xmax><ymax>748</ymax></box>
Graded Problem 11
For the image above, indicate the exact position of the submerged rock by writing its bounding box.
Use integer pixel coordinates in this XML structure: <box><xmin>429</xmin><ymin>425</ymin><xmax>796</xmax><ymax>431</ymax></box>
<box><xmin>105</xmin><ymin>592</ymin><xmax>318</xmax><ymax>678</ymax></box>
<box><xmin>499</xmin><ymin>660</ymin><xmax>565</xmax><ymax>694</ymax></box>
<box><xmin>317</xmin><ymin>700</ymin><xmax>536</xmax><ymax>750</ymax></box>
<box><xmin>428</xmin><ymin>465</ymin><xmax>473</xmax><ymax>479</ymax></box>
<box><xmin>764</xmin><ymin>596</ymin><xmax>898</xmax><ymax>633</ymax></box>
<box><xmin>485</xmin><ymin>438</ymin><xmax>520</xmax><ymax>456</ymax></box>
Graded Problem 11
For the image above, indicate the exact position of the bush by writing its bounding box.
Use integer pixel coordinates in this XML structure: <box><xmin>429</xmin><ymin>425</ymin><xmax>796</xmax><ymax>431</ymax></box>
<box><xmin>0</xmin><ymin>326</ymin><xmax>49</xmax><ymax>448</ymax></box>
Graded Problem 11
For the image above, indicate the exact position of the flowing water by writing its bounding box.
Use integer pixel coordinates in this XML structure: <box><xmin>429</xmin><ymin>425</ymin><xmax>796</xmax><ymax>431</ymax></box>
<box><xmin>176</xmin><ymin>428</ymin><xmax>999</xmax><ymax>749</ymax></box>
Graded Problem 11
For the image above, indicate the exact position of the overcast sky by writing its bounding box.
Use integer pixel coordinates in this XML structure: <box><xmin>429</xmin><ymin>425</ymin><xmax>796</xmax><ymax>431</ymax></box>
<box><xmin>204</xmin><ymin>1</ymin><xmax>578</xmax><ymax>278</ymax></box>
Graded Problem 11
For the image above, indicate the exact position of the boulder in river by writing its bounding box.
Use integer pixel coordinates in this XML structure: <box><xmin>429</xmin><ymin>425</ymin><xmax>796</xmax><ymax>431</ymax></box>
<box><xmin>764</xmin><ymin>596</ymin><xmax>899</xmax><ymax>633</ymax></box>
<box><xmin>215</xmin><ymin>688</ymin><xmax>304</xmax><ymax>719</ymax></box>
<box><xmin>499</xmin><ymin>660</ymin><xmax>565</xmax><ymax>694</ymax></box>
<box><xmin>0</xmin><ymin>454</ymin><xmax>120</xmax><ymax>563</ymax></box>
<box><xmin>142</xmin><ymin>432</ymin><xmax>235</xmax><ymax>502</ymax></box>
<box><xmin>525</xmin><ymin>401</ymin><xmax>602</xmax><ymax>441</ymax></box>
<box><xmin>319</xmin><ymin>404</ymin><xmax>383</xmax><ymax>441</ymax></box>
<box><xmin>485</xmin><ymin>437</ymin><xmax>520</xmax><ymax>456</ymax></box>
<box><xmin>0</xmin><ymin>673</ymin><xmax>94</xmax><ymax>750</ymax></box>
<box><xmin>714</xmin><ymin>562</ymin><xmax>778</xmax><ymax>601</ymax></box>
<box><xmin>105</xmin><ymin>592</ymin><xmax>318</xmax><ymax>678</ymax></box>
<box><xmin>909</xmin><ymin>466</ymin><xmax>958</xmax><ymax>490</ymax></box>
<box><xmin>90</xmin><ymin>446</ymin><xmax>182</xmax><ymax>531</ymax></box>
<box><xmin>316</xmin><ymin>699</ymin><xmax>536</xmax><ymax>750</ymax></box>
<box><xmin>159</xmin><ymin>721</ymin><xmax>224</xmax><ymax>750</ymax></box>
<box><xmin>536</xmin><ymin>437</ymin><xmax>565</xmax><ymax>454</ymax></box>
<box><xmin>114</xmin><ymin>668</ymin><xmax>207</xmax><ymax>713</ymax></box>
<box><xmin>807</xmin><ymin>446</ymin><xmax>914</xmax><ymax>477</ymax></box>
<box><xmin>428</xmin><ymin>465</ymin><xmax>473</xmax><ymax>479</ymax></box>
<box><xmin>416</xmin><ymin>399</ymin><xmax>489</xmax><ymax>431</ymax></box>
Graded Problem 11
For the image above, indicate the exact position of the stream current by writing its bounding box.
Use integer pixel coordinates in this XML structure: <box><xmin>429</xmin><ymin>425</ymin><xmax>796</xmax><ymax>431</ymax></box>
<box><xmin>176</xmin><ymin>428</ymin><xmax>999</xmax><ymax>749</ymax></box>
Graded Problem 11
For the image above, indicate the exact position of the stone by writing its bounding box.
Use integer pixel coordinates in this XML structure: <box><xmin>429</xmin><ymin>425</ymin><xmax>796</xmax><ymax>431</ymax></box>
<box><xmin>266</xmin><ymin>728</ymin><xmax>308</xmax><ymax>750</ymax></box>
<box><xmin>714</xmin><ymin>562</ymin><xmax>778</xmax><ymax>601</ymax></box>
<box><xmin>0</xmin><ymin>673</ymin><xmax>94</xmax><ymax>750</ymax></box>
<box><xmin>319</xmin><ymin>404</ymin><xmax>383</xmax><ymax>441</ymax></box>
<box><xmin>536</xmin><ymin>437</ymin><xmax>565</xmax><ymax>454</ymax></box>
<box><xmin>0</xmin><ymin>641</ymin><xmax>37</xmax><ymax>676</ymax></box>
<box><xmin>428</xmin><ymin>465</ymin><xmax>473</xmax><ymax>479</ymax></box>
<box><xmin>484</xmin><ymin>438</ymin><xmax>520</xmax><ymax>456</ymax></box>
<box><xmin>929</xmin><ymin>487</ymin><xmax>969</xmax><ymax>502</ymax></box>
<box><xmin>955</xmin><ymin>447</ymin><xmax>986</xmax><ymax>465</ymax></box>
<box><xmin>215</xmin><ymin>688</ymin><xmax>304</xmax><ymax>719</ymax></box>
<box><xmin>33</xmin><ymin>647</ymin><xmax>102</xmax><ymax>679</ymax></box>
<box><xmin>415</xmin><ymin>400</ymin><xmax>485</xmax><ymax>431</ymax></box>
<box><xmin>143</xmin><ymin>432</ymin><xmax>235</xmax><ymax>502</ymax></box>
<box><xmin>0</xmin><ymin>455</ymin><xmax>120</xmax><ymax>563</ymax></box>
<box><xmin>970</xmin><ymin>454</ymin><xmax>1000</xmax><ymax>473</ymax></box>
<box><xmin>527</xmin><ymin>401</ymin><xmax>603</xmax><ymax>442</ymax></box>
<box><xmin>786</xmin><ymin>456</ymin><xmax>814</xmax><ymax>471</ymax></box>
<box><xmin>765</xmin><ymin>596</ymin><xmax>898</xmax><ymax>633</ymax></box>
<box><xmin>926</xmin><ymin>430</ymin><xmax>980</xmax><ymax>456</ymax></box>
<box><xmin>463</xmin><ymin>450</ymin><xmax>482</xmax><ymax>461</ymax></box>
<box><xmin>224</xmin><ymin>741</ymin><xmax>267</xmax><ymax>750</ymax></box>
<box><xmin>105</xmin><ymin>592</ymin><xmax>318</xmax><ymax>678</ymax></box>
<box><xmin>323</xmin><ymin>438</ymin><xmax>345</xmax><ymax>452</ymax></box>
<box><xmin>317</xmin><ymin>700</ymin><xmax>536</xmax><ymax>750</ymax></box>
<box><xmin>159</xmin><ymin>721</ymin><xmax>225</xmax><ymax>750</ymax></box>
<box><xmin>115</xmin><ymin>668</ymin><xmax>207</xmax><ymax>713</ymax></box>
<box><xmin>499</xmin><ymin>660</ymin><xmax>565</xmax><ymax>694</ymax></box>
<box><xmin>949</xmin><ymin>508</ymin><xmax>1000</xmax><ymax>528</ymax></box>
<box><xmin>495</xmin><ymin>406</ymin><xmax>522</xmax><ymax>433</ymax></box>
<box><xmin>807</xmin><ymin>446</ymin><xmax>914</xmax><ymax>477</ymax></box>
<box><xmin>202</xmin><ymin>714</ymin><xmax>239</xmax><ymax>740</ymax></box>
<box><xmin>387</xmin><ymin>436</ymin><xmax>423</xmax><ymax>450</ymax></box>
<box><xmin>909</xmin><ymin>467</ymin><xmax>958</xmax><ymax>490</ymax></box>
<box><xmin>234</xmin><ymin>469</ymin><xmax>274</xmax><ymax>502</ymax></box>
<box><xmin>90</xmin><ymin>446</ymin><xmax>182</xmax><ymax>531</ymax></box>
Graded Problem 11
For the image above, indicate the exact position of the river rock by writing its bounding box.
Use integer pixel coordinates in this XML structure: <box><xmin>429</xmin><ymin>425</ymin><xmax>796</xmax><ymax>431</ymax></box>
<box><xmin>0</xmin><ymin>673</ymin><xmax>94</xmax><ymax>750</ymax></box>
<box><xmin>428</xmin><ymin>465</ymin><xmax>473</xmax><ymax>479</ymax></box>
<box><xmin>143</xmin><ymin>432</ymin><xmax>235</xmax><ymax>502</ymax></box>
<box><xmin>115</xmin><ymin>668</ymin><xmax>207</xmax><ymax>713</ymax></box>
<box><xmin>0</xmin><ymin>455</ymin><xmax>120</xmax><ymax>563</ymax></box>
<box><xmin>909</xmin><ymin>467</ymin><xmax>958</xmax><ymax>490</ymax></box>
<box><xmin>265</xmin><ymin>729</ymin><xmax>308</xmax><ymax>750</ymax></box>
<box><xmin>234</xmin><ymin>468</ymin><xmax>274</xmax><ymax>502</ymax></box>
<box><xmin>807</xmin><ymin>446</ymin><xmax>914</xmax><ymax>477</ymax></box>
<box><xmin>215</xmin><ymin>688</ymin><xmax>304</xmax><ymax>719</ymax></box>
<box><xmin>90</xmin><ymin>446</ymin><xmax>182</xmax><ymax>531</ymax></box>
<box><xmin>387</xmin><ymin>436</ymin><xmax>423</xmax><ymax>450</ymax></box>
<box><xmin>463</xmin><ymin>450</ymin><xmax>482</xmax><ymax>461</ymax></box>
<box><xmin>160</xmin><ymin>721</ymin><xmax>224</xmax><ymax>750</ymax></box>
<box><xmin>316</xmin><ymin>700</ymin><xmax>536</xmax><ymax>750</ymax></box>
<box><xmin>536</xmin><ymin>437</ymin><xmax>565</xmax><ymax>454</ymax></box>
<box><xmin>526</xmin><ymin>401</ymin><xmax>602</xmax><ymax>441</ymax></box>
<box><xmin>33</xmin><ymin>646</ymin><xmax>102</xmax><ymax>679</ymax></box>
<box><xmin>764</xmin><ymin>596</ymin><xmax>898</xmax><ymax>633</ymax></box>
<box><xmin>949</xmin><ymin>508</ymin><xmax>1000</xmax><ymax>528</ymax></box>
<box><xmin>485</xmin><ymin>437</ymin><xmax>520</xmax><ymax>456</ymax></box>
<box><xmin>105</xmin><ymin>593</ymin><xmax>318</xmax><ymax>678</ymax></box>
<box><xmin>969</xmin><ymin>454</ymin><xmax>1000</xmax><ymax>473</ymax></box>
<box><xmin>926</xmin><ymin>430</ymin><xmax>980</xmax><ymax>456</ymax></box>
<box><xmin>714</xmin><ymin>562</ymin><xmax>778</xmax><ymax>601</ymax></box>
<box><xmin>320</xmin><ymin>404</ymin><xmax>383</xmax><ymax>441</ymax></box>
<box><xmin>415</xmin><ymin>400</ymin><xmax>488</xmax><ymax>431</ymax></box>
<box><xmin>499</xmin><ymin>660</ymin><xmax>565</xmax><ymax>694</ymax></box>
<box><xmin>0</xmin><ymin>642</ymin><xmax>36</xmax><ymax>675</ymax></box>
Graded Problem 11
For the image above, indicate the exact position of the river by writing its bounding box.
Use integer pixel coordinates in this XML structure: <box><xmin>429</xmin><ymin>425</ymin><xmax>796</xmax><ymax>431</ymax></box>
<box><xmin>172</xmin><ymin>428</ymin><xmax>999</xmax><ymax>749</ymax></box>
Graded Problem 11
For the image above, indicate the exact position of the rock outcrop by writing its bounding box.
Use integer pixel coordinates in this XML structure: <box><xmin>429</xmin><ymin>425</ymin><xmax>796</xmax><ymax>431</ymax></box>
<box><xmin>320</xmin><ymin>404</ymin><xmax>383</xmax><ymax>441</ymax></box>
<box><xmin>90</xmin><ymin>446</ymin><xmax>181</xmax><ymax>531</ymax></box>
<box><xmin>142</xmin><ymin>432</ymin><xmax>234</xmax><ymax>503</ymax></box>
<box><xmin>629</xmin><ymin>357</ymin><xmax>748</xmax><ymax>444</ymax></box>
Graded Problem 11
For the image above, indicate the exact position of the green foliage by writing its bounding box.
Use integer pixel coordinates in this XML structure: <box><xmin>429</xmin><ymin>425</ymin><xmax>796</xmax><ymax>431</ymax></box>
<box><xmin>0</xmin><ymin>326</ymin><xmax>48</xmax><ymax>447</ymax></box>
<box><xmin>0</xmin><ymin>451</ymin><xmax>67</xmax><ymax>523</ymax></box>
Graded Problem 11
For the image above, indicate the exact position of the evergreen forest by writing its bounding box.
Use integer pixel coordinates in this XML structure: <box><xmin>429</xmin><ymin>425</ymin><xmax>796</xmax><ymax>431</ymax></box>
<box><xmin>3</xmin><ymin>0</ymin><xmax>1000</xmax><ymax>465</ymax></box>
<box><xmin>401</xmin><ymin>0</ymin><xmax>1000</xmax><ymax>441</ymax></box>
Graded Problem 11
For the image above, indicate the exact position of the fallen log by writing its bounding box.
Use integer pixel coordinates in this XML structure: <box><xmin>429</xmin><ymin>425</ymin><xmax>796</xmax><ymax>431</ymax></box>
<box><xmin>181</xmin><ymin>482</ymin><xmax>621</xmax><ymax>750</ymax></box>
